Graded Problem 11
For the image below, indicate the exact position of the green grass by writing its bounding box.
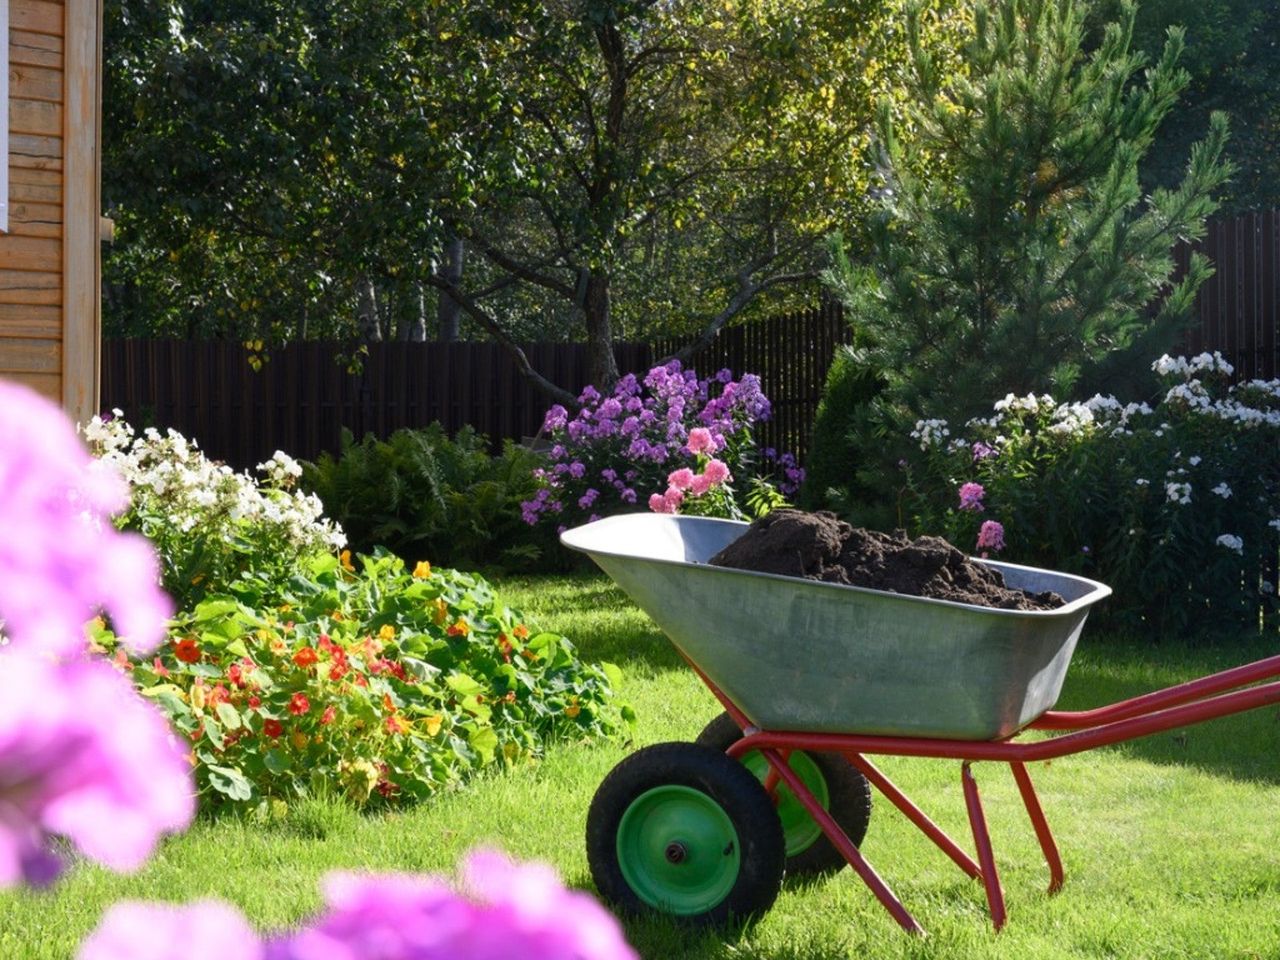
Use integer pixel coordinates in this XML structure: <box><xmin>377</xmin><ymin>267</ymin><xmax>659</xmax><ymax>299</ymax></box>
<box><xmin>3</xmin><ymin>574</ymin><xmax>1279</xmax><ymax>959</ymax></box>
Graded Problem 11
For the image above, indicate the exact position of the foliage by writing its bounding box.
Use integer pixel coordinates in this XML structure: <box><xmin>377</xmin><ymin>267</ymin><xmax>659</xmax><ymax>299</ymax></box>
<box><xmin>96</xmin><ymin>550</ymin><xmax>632</xmax><ymax>813</ymax></box>
<box><xmin>102</xmin><ymin>0</ymin><xmax>968</xmax><ymax>397</ymax></box>
<box><xmin>82</xmin><ymin>413</ymin><xmax>345</xmax><ymax>611</ymax></box>
<box><xmin>898</xmin><ymin>354</ymin><xmax>1280</xmax><ymax>637</ymax></box>
<box><xmin>521</xmin><ymin>361</ymin><xmax>796</xmax><ymax>530</ymax></box>
<box><xmin>301</xmin><ymin>424</ymin><xmax>553</xmax><ymax>572</ymax></box>
<box><xmin>1089</xmin><ymin>0</ymin><xmax>1280</xmax><ymax>212</ymax></box>
<box><xmin>812</xmin><ymin>0</ymin><xmax>1232</xmax><ymax>524</ymax></box>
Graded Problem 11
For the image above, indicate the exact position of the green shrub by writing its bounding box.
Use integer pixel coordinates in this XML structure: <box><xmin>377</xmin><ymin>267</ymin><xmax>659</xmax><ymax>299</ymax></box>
<box><xmin>898</xmin><ymin>353</ymin><xmax>1280</xmax><ymax>637</ymax></box>
<box><xmin>301</xmin><ymin>425</ymin><xmax>557</xmax><ymax>573</ymax></box>
<box><xmin>82</xmin><ymin>414</ymin><xmax>345</xmax><ymax>611</ymax></box>
<box><xmin>95</xmin><ymin>549</ymin><xmax>632</xmax><ymax>813</ymax></box>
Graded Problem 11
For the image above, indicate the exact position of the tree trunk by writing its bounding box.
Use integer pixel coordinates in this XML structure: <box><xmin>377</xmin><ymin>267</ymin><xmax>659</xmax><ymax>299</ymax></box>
<box><xmin>395</xmin><ymin>280</ymin><xmax>427</xmax><ymax>342</ymax></box>
<box><xmin>357</xmin><ymin>277</ymin><xmax>382</xmax><ymax>343</ymax></box>
<box><xmin>582</xmin><ymin>272</ymin><xmax>619</xmax><ymax>389</ymax></box>
<box><xmin>436</xmin><ymin>237</ymin><xmax>464</xmax><ymax>342</ymax></box>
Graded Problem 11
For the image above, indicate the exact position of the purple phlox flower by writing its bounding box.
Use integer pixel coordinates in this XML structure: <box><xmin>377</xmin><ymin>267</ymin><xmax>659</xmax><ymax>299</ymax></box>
<box><xmin>623</xmin><ymin>397</ymin><xmax>643</xmax><ymax>414</ymax></box>
<box><xmin>614</xmin><ymin>373</ymin><xmax>639</xmax><ymax>398</ymax></box>
<box><xmin>620</xmin><ymin>488</ymin><xmax>637</xmax><ymax>504</ymax></box>
<box><xmin>958</xmin><ymin>482</ymin><xmax>985</xmax><ymax>512</ymax></box>
<box><xmin>597</xmin><ymin>398</ymin><xmax>623</xmax><ymax>420</ymax></box>
<box><xmin>619</xmin><ymin>416</ymin><xmax>642</xmax><ymax>438</ymax></box>
<box><xmin>567</xmin><ymin>462</ymin><xmax>586</xmax><ymax>479</ymax></box>
<box><xmin>578</xmin><ymin>385</ymin><xmax>602</xmax><ymax>405</ymax></box>
<box><xmin>588</xmin><ymin>514</ymin><xmax>601</xmax><ymax>523</ymax></box>
<box><xmin>78</xmin><ymin>900</ymin><xmax>262</xmax><ymax>960</ymax></box>
<box><xmin>578</xmin><ymin>488</ymin><xmax>599</xmax><ymax>509</ymax></box>
<box><xmin>542</xmin><ymin>406</ymin><xmax>569</xmax><ymax>432</ymax></box>
<box><xmin>263</xmin><ymin>855</ymin><xmax>634</xmax><ymax>957</ymax></box>
<box><xmin>971</xmin><ymin>441</ymin><xmax>996</xmax><ymax>461</ymax></box>
<box><xmin>566</xmin><ymin>420</ymin><xmax>587</xmax><ymax>442</ymax></box>
<box><xmin>600</xmin><ymin>468</ymin><xmax>617</xmax><ymax>483</ymax></box>
<box><xmin>0</xmin><ymin>654</ymin><xmax>195</xmax><ymax>888</ymax></box>
<box><xmin>976</xmin><ymin>520</ymin><xmax>1005</xmax><ymax>553</ymax></box>
<box><xmin>714</xmin><ymin>368</ymin><xmax>733</xmax><ymax>385</ymax></box>
<box><xmin>0</xmin><ymin>381</ymin><xmax>172</xmax><ymax>656</ymax></box>
<box><xmin>549</xmin><ymin>444</ymin><xmax>566</xmax><ymax>460</ymax></box>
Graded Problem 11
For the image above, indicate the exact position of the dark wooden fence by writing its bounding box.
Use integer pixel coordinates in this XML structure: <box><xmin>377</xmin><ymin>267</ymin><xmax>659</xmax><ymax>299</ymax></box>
<box><xmin>101</xmin><ymin>302</ymin><xmax>849</xmax><ymax>471</ymax></box>
<box><xmin>1177</xmin><ymin>208</ymin><xmax>1279</xmax><ymax>380</ymax></box>
<box><xmin>100</xmin><ymin>209</ymin><xmax>1280</xmax><ymax>473</ymax></box>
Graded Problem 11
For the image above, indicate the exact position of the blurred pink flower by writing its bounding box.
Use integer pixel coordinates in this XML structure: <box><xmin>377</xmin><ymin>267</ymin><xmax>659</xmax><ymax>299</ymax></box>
<box><xmin>78</xmin><ymin>900</ymin><xmax>261</xmax><ymax>960</ymax></box>
<box><xmin>686</xmin><ymin>427</ymin><xmax>715</xmax><ymax>454</ymax></box>
<box><xmin>0</xmin><ymin>654</ymin><xmax>194</xmax><ymax>887</ymax></box>
<box><xmin>666</xmin><ymin>467</ymin><xmax>695</xmax><ymax>491</ymax></box>
<box><xmin>0</xmin><ymin>380</ymin><xmax>171</xmax><ymax>655</ymax></box>
<box><xmin>976</xmin><ymin>520</ymin><xmax>1006</xmax><ymax>553</ymax></box>
<box><xmin>265</xmin><ymin>850</ymin><xmax>637</xmax><ymax>960</ymax></box>
<box><xmin>958</xmin><ymin>482</ymin><xmax>985</xmax><ymax>512</ymax></box>
<box><xmin>689</xmin><ymin>474</ymin><xmax>713</xmax><ymax>496</ymax></box>
<box><xmin>703</xmin><ymin>459</ymin><xmax>731</xmax><ymax>485</ymax></box>
<box><xmin>662</xmin><ymin>486</ymin><xmax>684</xmax><ymax>511</ymax></box>
<box><xmin>647</xmin><ymin>493</ymin><xmax>674</xmax><ymax>514</ymax></box>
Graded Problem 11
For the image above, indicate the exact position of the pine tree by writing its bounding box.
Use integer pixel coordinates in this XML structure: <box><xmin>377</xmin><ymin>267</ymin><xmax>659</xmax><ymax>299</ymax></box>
<box><xmin>808</xmin><ymin>0</ymin><xmax>1231</xmax><ymax>522</ymax></box>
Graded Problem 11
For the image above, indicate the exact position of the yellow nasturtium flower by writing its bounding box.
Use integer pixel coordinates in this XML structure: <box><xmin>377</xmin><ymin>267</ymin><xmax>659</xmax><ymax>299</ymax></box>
<box><xmin>378</xmin><ymin>624</ymin><xmax>396</xmax><ymax>641</ymax></box>
<box><xmin>413</xmin><ymin>560</ymin><xmax>432</xmax><ymax>578</ymax></box>
<box><xmin>424</xmin><ymin>715</ymin><xmax>443</xmax><ymax>736</ymax></box>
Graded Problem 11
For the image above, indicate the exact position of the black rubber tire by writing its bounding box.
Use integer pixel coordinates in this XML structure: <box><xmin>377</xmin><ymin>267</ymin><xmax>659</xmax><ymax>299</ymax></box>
<box><xmin>586</xmin><ymin>741</ymin><xmax>786</xmax><ymax>926</ymax></box>
<box><xmin>696</xmin><ymin>712</ymin><xmax>872</xmax><ymax>878</ymax></box>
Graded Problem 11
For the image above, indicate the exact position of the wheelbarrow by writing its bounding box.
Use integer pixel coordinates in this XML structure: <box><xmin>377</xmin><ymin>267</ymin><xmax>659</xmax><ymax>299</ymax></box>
<box><xmin>561</xmin><ymin>514</ymin><xmax>1280</xmax><ymax>933</ymax></box>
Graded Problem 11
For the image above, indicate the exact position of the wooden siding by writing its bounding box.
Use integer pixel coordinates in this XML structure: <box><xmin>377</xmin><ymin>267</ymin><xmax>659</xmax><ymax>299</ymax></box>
<box><xmin>0</xmin><ymin>0</ymin><xmax>99</xmax><ymax>425</ymax></box>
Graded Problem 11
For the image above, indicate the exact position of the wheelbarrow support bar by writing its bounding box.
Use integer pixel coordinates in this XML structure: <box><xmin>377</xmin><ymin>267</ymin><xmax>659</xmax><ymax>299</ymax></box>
<box><xmin>715</xmin><ymin>655</ymin><xmax>1280</xmax><ymax>935</ymax></box>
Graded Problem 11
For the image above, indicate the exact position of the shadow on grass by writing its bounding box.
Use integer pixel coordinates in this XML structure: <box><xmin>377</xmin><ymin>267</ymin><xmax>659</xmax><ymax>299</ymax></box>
<box><xmin>1050</xmin><ymin>635</ymin><xmax>1280</xmax><ymax>784</ymax></box>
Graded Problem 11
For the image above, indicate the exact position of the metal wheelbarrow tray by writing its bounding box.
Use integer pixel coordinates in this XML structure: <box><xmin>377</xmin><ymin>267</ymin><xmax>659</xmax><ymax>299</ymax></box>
<box><xmin>563</xmin><ymin>515</ymin><xmax>1280</xmax><ymax>935</ymax></box>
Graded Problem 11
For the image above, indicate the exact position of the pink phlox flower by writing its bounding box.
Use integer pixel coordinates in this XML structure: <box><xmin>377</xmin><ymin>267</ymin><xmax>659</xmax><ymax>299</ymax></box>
<box><xmin>971</xmin><ymin>441</ymin><xmax>996</xmax><ymax>461</ymax></box>
<box><xmin>958</xmin><ymin>482</ymin><xmax>985</xmax><ymax>512</ymax></box>
<box><xmin>77</xmin><ymin>900</ymin><xmax>262</xmax><ymax>960</ymax></box>
<box><xmin>0</xmin><ymin>380</ymin><xmax>172</xmax><ymax>657</ymax></box>
<box><xmin>703</xmin><ymin>459</ymin><xmax>731</xmax><ymax>485</ymax></box>
<box><xmin>647</xmin><ymin>493</ymin><xmax>675</xmax><ymax>514</ymax></box>
<box><xmin>686</xmin><ymin>428</ymin><xmax>715</xmax><ymax>455</ymax></box>
<box><xmin>666</xmin><ymin>468</ymin><xmax>696</xmax><ymax>491</ymax></box>
<box><xmin>976</xmin><ymin>520</ymin><xmax>1006</xmax><ymax>553</ymax></box>
<box><xmin>662</xmin><ymin>486</ymin><xmax>685</xmax><ymax>511</ymax></box>
<box><xmin>266</xmin><ymin>851</ymin><xmax>637</xmax><ymax>960</ymax></box>
<box><xmin>0</xmin><ymin>654</ymin><xmax>195</xmax><ymax>888</ymax></box>
<box><xmin>689</xmin><ymin>474</ymin><xmax>713</xmax><ymax>497</ymax></box>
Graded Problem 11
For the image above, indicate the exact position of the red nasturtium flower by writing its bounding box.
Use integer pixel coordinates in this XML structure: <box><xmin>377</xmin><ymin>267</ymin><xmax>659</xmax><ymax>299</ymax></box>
<box><xmin>446</xmin><ymin>619</ymin><xmax>470</xmax><ymax>637</ymax></box>
<box><xmin>173</xmin><ymin>637</ymin><xmax>201</xmax><ymax>663</ymax></box>
<box><xmin>262</xmin><ymin>718</ymin><xmax>283</xmax><ymax>738</ymax></box>
<box><xmin>288</xmin><ymin>692</ymin><xmax>311</xmax><ymax>716</ymax></box>
<box><xmin>247</xmin><ymin>695</ymin><xmax>262</xmax><ymax>710</ymax></box>
<box><xmin>319</xmin><ymin>705</ymin><xmax>337</xmax><ymax>725</ymax></box>
<box><xmin>293</xmin><ymin>647</ymin><xmax>319</xmax><ymax>668</ymax></box>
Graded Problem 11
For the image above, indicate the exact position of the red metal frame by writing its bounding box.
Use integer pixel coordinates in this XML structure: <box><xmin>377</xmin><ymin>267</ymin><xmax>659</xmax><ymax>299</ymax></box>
<box><xmin>687</xmin><ymin>654</ymin><xmax>1280</xmax><ymax>934</ymax></box>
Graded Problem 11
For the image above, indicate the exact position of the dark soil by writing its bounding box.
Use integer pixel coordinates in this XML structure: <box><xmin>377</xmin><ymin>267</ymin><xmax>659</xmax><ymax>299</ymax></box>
<box><xmin>708</xmin><ymin>509</ymin><xmax>1063</xmax><ymax>611</ymax></box>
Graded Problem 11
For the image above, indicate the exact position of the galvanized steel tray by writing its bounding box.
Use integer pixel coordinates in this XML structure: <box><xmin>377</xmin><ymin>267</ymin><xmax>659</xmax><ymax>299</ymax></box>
<box><xmin>561</xmin><ymin>514</ymin><xmax>1112</xmax><ymax>740</ymax></box>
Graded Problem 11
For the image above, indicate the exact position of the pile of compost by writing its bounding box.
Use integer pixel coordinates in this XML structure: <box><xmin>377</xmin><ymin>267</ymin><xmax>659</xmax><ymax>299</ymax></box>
<box><xmin>708</xmin><ymin>509</ymin><xmax>1063</xmax><ymax>611</ymax></box>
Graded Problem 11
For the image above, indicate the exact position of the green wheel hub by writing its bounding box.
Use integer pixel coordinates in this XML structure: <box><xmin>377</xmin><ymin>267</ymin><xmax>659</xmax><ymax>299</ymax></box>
<box><xmin>739</xmin><ymin>750</ymin><xmax>829</xmax><ymax>857</ymax></box>
<box><xmin>616</xmin><ymin>785</ymin><xmax>743</xmax><ymax>915</ymax></box>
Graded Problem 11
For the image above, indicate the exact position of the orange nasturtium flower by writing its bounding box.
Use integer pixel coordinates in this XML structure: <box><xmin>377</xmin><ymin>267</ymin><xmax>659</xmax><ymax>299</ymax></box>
<box><xmin>340</xmin><ymin>549</ymin><xmax>355</xmax><ymax>573</ymax></box>
<box><xmin>291</xmin><ymin>729</ymin><xmax>309</xmax><ymax>751</ymax></box>
<box><xmin>174</xmin><ymin>637</ymin><xmax>201</xmax><ymax>663</ymax></box>
<box><xmin>565</xmin><ymin>697</ymin><xmax>582</xmax><ymax>719</ymax></box>
<box><xmin>412</xmin><ymin>560</ymin><xmax>432</xmax><ymax>578</ymax></box>
<box><xmin>446</xmin><ymin>619</ymin><xmax>470</xmax><ymax>638</ymax></box>
<box><xmin>385</xmin><ymin>715</ymin><xmax>412</xmax><ymax>736</ymax></box>
<box><xmin>512</xmin><ymin>624</ymin><xmax>530</xmax><ymax>640</ymax></box>
<box><xmin>293</xmin><ymin>647</ymin><xmax>319</xmax><ymax>668</ymax></box>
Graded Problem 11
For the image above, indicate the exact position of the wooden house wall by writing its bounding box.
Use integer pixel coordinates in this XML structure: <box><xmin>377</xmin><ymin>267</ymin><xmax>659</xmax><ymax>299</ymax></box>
<box><xmin>0</xmin><ymin>0</ymin><xmax>101</xmax><ymax>425</ymax></box>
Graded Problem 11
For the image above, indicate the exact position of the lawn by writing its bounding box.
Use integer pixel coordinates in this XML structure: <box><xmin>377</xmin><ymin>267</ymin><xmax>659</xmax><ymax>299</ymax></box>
<box><xmin>2</xmin><ymin>574</ymin><xmax>1278</xmax><ymax>959</ymax></box>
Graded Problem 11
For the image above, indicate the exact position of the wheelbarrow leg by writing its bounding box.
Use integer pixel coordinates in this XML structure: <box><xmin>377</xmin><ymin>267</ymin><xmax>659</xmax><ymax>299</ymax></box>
<box><xmin>758</xmin><ymin>748</ymin><xmax>925</xmax><ymax>935</ymax></box>
<box><xmin>961</xmin><ymin>762</ymin><xmax>1007</xmax><ymax>931</ymax></box>
<box><xmin>845</xmin><ymin>753</ymin><xmax>983</xmax><ymax>881</ymax></box>
<box><xmin>1010</xmin><ymin>761</ymin><xmax>1064</xmax><ymax>894</ymax></box>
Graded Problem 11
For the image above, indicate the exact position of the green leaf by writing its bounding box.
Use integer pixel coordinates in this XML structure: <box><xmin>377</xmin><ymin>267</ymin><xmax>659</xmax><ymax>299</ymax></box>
<box><xmin>207</xmin><ymin>765</ymin><xmax>253</xmax><ymax>801</ymax></box>
<box><xmin>215</xmin><ymin>702</ymin><xmax>243</xmax><ymax>731</ymax></box>
<box><xmin>466</xmin><ymin>725</ymin><xmax>499</xmax><ymax>763</ymax></box>
<box><xmin>263</xmin><ymin>749</ymin><xmax>292</xmax><ymax>775</ymax></box>
<box><xmin>600</xmin><ymin>661</ymin><xmax>623</xmax><ymax>689</ymax></box>
<box><xmin>446</xmin><ymin>672</ymin><xmax>484</xmax><ymax>697</ymax></box>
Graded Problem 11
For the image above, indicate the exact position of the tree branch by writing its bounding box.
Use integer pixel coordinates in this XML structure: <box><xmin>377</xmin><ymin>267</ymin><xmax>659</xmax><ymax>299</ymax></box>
<box><xmin>469</xmin><ymin>238</ymin><xmax>577</xmax><ymax>302</ymax></box>
<box><xmin>422</xmin><ymin>274</ymin><xmax>577</xmax><ymax>406</ymax></box>
<box><xmin>665</xmin><ymin>268</ymin><xmax>819</xmax><ymax>365</ymax></box>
